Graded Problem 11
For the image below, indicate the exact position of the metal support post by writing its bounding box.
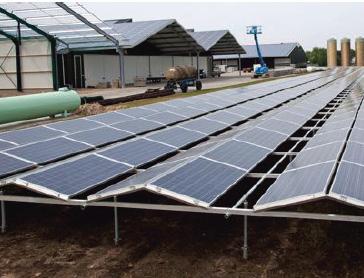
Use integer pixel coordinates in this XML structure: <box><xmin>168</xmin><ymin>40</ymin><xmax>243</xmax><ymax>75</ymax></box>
<box><xmin>118</xmin><ymin>48</ymin><xmax>126</xmax><ymax>88</ymax></box>
<box><xmin>243</xmin><ymin>200</ymin><xmax>248</xmax><ymax>260</ymax></box>
<box><xmin>1</xmin><ymin>190</ymin><xmax>6</xmax><ymax>234</ymax></box>
<box><xmin>196</xmin><ymin>51</ymin><xmax>200</xmax><ymax>80</ymax></box>
<box><xmin>114</xmin><ymin>196</ymin><xmax>120</xmax><ymax>244</ymax></box>
<box><xmin>238</xmin><ymin>53</ymin><xmax>242</xmax><ymax>76</ymax></box>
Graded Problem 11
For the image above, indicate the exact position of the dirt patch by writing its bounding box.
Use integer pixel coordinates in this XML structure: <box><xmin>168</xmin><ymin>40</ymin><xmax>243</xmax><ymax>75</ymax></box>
<box><xmin>74</xmin><ymin>103</ymin><xmax>128</xmax><ymax>116</ymax></box>
<box><xmin>1</xmin><ymin>203</ymin><xmax>364</xmax><ymax>278</ymax></box>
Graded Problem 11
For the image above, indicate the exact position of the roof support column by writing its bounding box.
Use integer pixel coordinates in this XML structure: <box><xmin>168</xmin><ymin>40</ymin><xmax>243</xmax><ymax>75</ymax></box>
<box><xmin>238</xmin><ymin>53</ymin><xmax>242</xmax><ymax>77</ymax></box>
<box><xmin>196</xmin><ymin>51</ymin><xmax>200</xmax><ymax>80</ymax></box>
<box><xmin>118</xmin><ymin>48</ymin><xmax>126</xmax><ymax>88</ymax></box>
<box><xmin>50</xmin><ymin>40</ymin><xmax>58</xmax><ymax>90</ymax></box>
<box><xmin>1</xmin><ymin>190</ymin><xmax>6</xmax><ymax>233</ymax></box>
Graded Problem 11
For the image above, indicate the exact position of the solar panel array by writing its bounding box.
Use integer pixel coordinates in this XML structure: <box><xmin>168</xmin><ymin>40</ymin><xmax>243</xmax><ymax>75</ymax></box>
<box><xmin>89</xmin><ymin>69</ymin><xmax>359</xmax><ymax>206</ymax></box>
<box><xmin>1</xmin><ymin>68</ymin><xmax>359</xmax><ymax>207</ymax></box>
<box><xmin>0</xmin><ymin>69</ymin><xmax>340</xmax><ymax>181</ymax></box>
<box><xmin>255</xmin><ymin>72</ymin><xmax>364</xmax><ymax>210</ymax></box>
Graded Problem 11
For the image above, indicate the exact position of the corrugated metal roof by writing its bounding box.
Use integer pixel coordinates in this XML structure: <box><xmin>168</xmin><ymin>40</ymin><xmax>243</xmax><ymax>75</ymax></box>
<box><xmin>105</xmin><ymin>19</ymin><xmax>204</xmax><ymax>54</ymax></box>
<box><xmin>189</xmin><ymin>30</ymin><xmax>245</xmax><ymax>54</ymax></box>
<box><xmin>214</xmin><ymin>43</ymin><xmax>299</xmax><ymax>59</ymax></box>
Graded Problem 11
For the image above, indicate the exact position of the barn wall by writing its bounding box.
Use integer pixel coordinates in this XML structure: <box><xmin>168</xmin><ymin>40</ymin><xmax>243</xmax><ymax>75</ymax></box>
<box><xmin>0</xmin><ymin>38</ymin><xmax>53</xmax><ymax>91</ymax></box>
<box><xmin>83</xmin><ymin>54</ymin><xmax>208</xmax><ymax>87</ymax></box>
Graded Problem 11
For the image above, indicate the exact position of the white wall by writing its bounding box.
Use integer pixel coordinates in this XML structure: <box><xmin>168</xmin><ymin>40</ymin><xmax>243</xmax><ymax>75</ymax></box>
<box><xmin>0</xmin><ymin>37</ymin><xmax>53</xmax><ymax>91</ymax></box>
<box><xmin>83</xmin><ymin>54</ymin><xmax>209</xmax><ymax>87</ymax></box>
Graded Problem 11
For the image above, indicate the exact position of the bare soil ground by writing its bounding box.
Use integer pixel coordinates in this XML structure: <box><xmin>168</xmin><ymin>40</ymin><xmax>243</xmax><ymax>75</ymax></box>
<box><xmin>1</xmin><ymin>202</ymin><xmax>364</xmax><ymax>278</ymax></box>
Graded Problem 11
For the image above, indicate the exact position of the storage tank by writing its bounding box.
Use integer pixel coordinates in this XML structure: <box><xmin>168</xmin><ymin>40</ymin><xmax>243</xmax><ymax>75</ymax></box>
<box><xmin>0</xmin><ymin>88</ymin><xmax>81</xmax><ymax>124</ymax></box>
<box><xmin>327</xmin><ymin>38</ymin><xmax>337</xmax><ymax>67</ymax></box>
<box><xmin>356</xmin><ymin>37</ymin><xmax>364</xmax><ymax>66</ymax></box>
<box><xmin>341</xmin><ymin>38</ymin><xmax>351</xmax><ymax>66</ymax></box>
<box><xmin>166</xmin><ymin>65</ymin><xmax>197</xmax><ymax>80</ymax></box>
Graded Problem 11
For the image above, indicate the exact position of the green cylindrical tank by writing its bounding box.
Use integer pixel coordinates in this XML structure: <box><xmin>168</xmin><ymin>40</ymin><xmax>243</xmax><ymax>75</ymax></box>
<box><xmin>0</xmin><ymin>88</ymin><xmax>81</xmax><ymax>124</ymax></box>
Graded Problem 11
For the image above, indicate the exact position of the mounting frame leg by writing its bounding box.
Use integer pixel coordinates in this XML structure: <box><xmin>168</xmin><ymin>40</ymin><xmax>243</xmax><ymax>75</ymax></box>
<box><xmin>114</xmin><ymin>196</ymin><xmax>120</xmax><ymax>245</ymax></box>
<box><xmin>1</xmin><ymin>190</ymin><xmax>6</xmax><ymax>233</ymax></box>
<box><xmin>243</xmin><ymin>200</ymin><xmax>248</xmax><ymax>260</ymax></box>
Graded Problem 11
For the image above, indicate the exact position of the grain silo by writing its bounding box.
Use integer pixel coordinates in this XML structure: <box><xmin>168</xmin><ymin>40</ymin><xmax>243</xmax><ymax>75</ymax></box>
<box><xmin>327</xmin><ymin>38</ymin><xmax>337</xmax><ymax>67</ymax></box>
<box><xmin>356</xmin><ymin>37</ymin><xmax>364</xmax><ymax>66</ymax></box>
<box><xmin>341</xmin><ymin>38</ymin><xmax>351</xmax><ymax>66</ymax></box>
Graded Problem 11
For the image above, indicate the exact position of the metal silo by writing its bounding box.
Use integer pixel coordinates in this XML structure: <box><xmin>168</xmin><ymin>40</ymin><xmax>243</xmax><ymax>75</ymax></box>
<box><xmin>356</xmin><ymin>37</ymin><xmax>364</xmax><ymax>66</ymax></box>
<box><xmin>327</xmin><ymin>38</ymin><xmax>337</xmax><ymax>67</ymax></box>
<box><xmin>341</xmin><ymin>38</ymin><xmax>351</xmax><ymax>66</ymax></box>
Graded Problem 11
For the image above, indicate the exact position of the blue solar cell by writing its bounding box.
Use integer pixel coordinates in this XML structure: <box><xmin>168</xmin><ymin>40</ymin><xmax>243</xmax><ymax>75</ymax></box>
<box><xmin>5</xmin><ymin>137</ymin><xmax>93</xmax><ymax>164</ymax></box>
<box><xmin>0</xmin><ymin>153</ymin><xmax>35</xmax><ymax>178</ymax></box>
<box><xmin>46</xmin><ymin>119</ymin><xmax>104</xmax><ymax>133</ymax></box>
<box><xmin>117</xmin><ymin>107</ymin><xmax>156</xmax><ymax>118</ymax></box>
<box><xmin>143</xmin><ymin>112</ymin><xmax>187</xmax><ymax>125</ymax></box>
<box><xmin>180</xmin><ymin>118</ymin><xmax>229</xmax><ymax>135</ymax></box>
<box><xmin>151</xmin><ymin>157</ymin><xmax>246</xmax><ymax>204</ymax></box>
<box><xmin>99</xmin><ymin>138</ymin><xmax>176</xmax><ymax>167</ymax></box>
<box><xmin>147</xmin><ymin>127</ymin><xmax>207</xmax><ymax>148</ymax></box>
<box><xmin>166</xmin><ymin>107</ymin><xmax>206</xmax><ymax>118</ymax></box>
<box><xmin>21</xmin><ymin>154</ymin><xmax>132</xmax><ymax>198</ymax></box>
<box><xmin>203</xmin><ymin>140</ymin><xmax>271</xmax><ymax>170</ymax></box>
<box><xmin>205</xmin><ymin>111</ymin><xmax>247</xmax><ymax>125</ymax></box>
<box><xmin>258</xmin><ymin>118</ymin><xmax>300</xmax><ymax>135</ymax></box>
<box><xmin>189</xmin><ymin>102</ymin><xmax>221</xmax><ymax>112</ymax></box>
<box><xmin>111</xmin><ymin>119</ymin><xmax>164</xmax><ymax>134</ymax></box>
<box><xmin>234</xmin><ymin>127</ymin><xmax>288</xmax><ymax>150</ymax></box>
<box><xmin>66</xmin><ymin>127</ymin><xmax>134</xmax><ymax>147</ymax></box>
<box><xmin>86</xmin><ymin>112</ymin><xmax>134</xmax><ymax>124</ymax></box>
<box><xmin>0</xmin><ymin>140</ymin><xmax>17</xmax><ymax>151</ymax></box>
<box><xmin>0</xmin><ymin>126</ymin><xmax>65</xmax><ymax>145</ymax></box>
<box><xmin>143</xmin><ymin>102</ymin><xmax>174</xmax><ymax>112</ymax></box>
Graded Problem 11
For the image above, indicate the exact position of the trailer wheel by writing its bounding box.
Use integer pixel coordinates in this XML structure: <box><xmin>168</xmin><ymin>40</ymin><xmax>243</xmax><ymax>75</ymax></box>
<box><xmin>196</xmin><ymin>80</ymin><xmax>202</xmax><ymax>90</ymax></box>
<box><xmin>181</xmin><ymin>83</ymin><xmax>188</xmax><ymax>93</ymax></box>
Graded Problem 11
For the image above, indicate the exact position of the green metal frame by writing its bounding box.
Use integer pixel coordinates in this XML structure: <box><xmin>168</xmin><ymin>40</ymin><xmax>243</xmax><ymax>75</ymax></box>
<box><xmin>0</xmin><ymin>7</ymin><xmax>66</xmax><ymax>90</ymax></box>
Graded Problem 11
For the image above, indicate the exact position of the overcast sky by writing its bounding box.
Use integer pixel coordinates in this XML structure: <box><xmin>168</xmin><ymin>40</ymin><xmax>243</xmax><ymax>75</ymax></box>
<box><xmin>84</xmin><ymin>2</ymin><xmax>364</xmax><ymax>51</ymax></box>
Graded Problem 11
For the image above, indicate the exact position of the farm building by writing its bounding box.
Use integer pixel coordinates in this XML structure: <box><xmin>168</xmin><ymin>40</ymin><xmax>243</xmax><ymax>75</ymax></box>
<box><xmin>214</xmin><ymin>42</ymin><xmax>307</xmax><ymax>70</ymax></box>
<box><xmin>0</xmin><ymin>3</ymin><xmax>244</xmax><ymax>92</ymax></box>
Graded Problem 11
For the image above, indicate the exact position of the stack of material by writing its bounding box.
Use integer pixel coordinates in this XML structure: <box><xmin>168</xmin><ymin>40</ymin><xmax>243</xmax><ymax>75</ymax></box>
<box><xmin>112</xmin><ymin>78</ymin><xmax>120</xmax><ymax>88</ymax></box>
<box><xmin>97</xmin><ymin>81</ymin><xmax>111</xmax><ymax>89</ymax></box>
<box><xmin>134</xmin><ymin>77</ymin><xmax>146</xmax><ymax>87</ymax></box>
<box><xmin>165</xmin><ymin>65</ymin><xmax>196</xmax><ymax>80</ymax></box>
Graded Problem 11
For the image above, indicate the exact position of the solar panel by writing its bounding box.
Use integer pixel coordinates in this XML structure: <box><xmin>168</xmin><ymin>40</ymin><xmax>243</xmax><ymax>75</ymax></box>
<box><xmin>234</xmin><ymin>127</ymin><xmax>288</xmax><ymax>150</ymax></box>
<box><xmin>5</xmin><ymin>137</ymin><xmax>93</xmax><ymax>164</ymax></box>
<box><xmin>151</xmin><ymin>157</ymin><xmax>246</xmax><ymax>205</ymax></box>
<box><xmin>0</xmin><ymin>153</ymin><xmax>35</xmax><ymax>178</ymax></box>
<box><xmin>202</xmin><ymin>98</ymin><xmax>234</xmax><ymax>108</ymax></box>
<box><xmin>164</xmin><ymin>99</ymin><xmax>195</xmax><ymax>108</ymax></box>
<box><xmin>116</xmin><ymin>107</ymin><xmax>156</xmax><ymax>118</ymax></box>
<box><xmin>46</xmin><ymin>119</ymin><xmax>104</xmax><ymax>133</ymax></box>
<box><xmin>353</xmin><ymin>119</ymin><xmax>364</xmax><ymax>130</ymax></box>
<box><xmin>20</xmin><ymin>154</ymin><xmax>132</xmax><ymax>199</ymax></box>
<box><xmin>98</xmin><ymin>138</ymin><xmax>176</xmax><ymax>167</ymax></box>
<box><xmin>258</xmin><ymin>118</ymin><xmax>300</xmax><ymax>135</ymax></box>
<box><xmin>349</xmin><ymin>128</ymin><xmax>364</xmax><ymax>143</ymax></box>
<box><xmin>146</xmin><ymin>127</ymin><xmax>207</xmax><ymax>149</ymax></box>
<box><xmin>111</xmin><ymin>119</ymin><xmax>164</xmax><ymax>134</ymax></box>
<box><xmin>254</xmin><ymin>162</ymin><xmax>336</xmax><ymax>210</ymax></box>
<box><xmin>0</xmin><ymin>140</ymin><xmax>16</xmax><ymax>151</ymax></box>
<box><xmin>143</xmin><ymin>112</ymin><xmax>187</xmax><ymax>125</ymax></box>
<box><xmin>284</xmin><ymin>106</ymin><xmax>317</xmax><ymax>118</ymax></box>
<box><xmin>205</xmin><ymin>111</ymin><xmax>247</xmax><ymax>125</ymax></box>
<box><xmin>86</xmin><ymin>112</ymin><xmax>134</xmax><ymax>124</ymax></box>
<box><xmin>189</xmin><ymin>102</ymin><xmax>221</xmax><ymax>112</ymax></box>
<box><xmin>342</xmin><ymin>141</ymin><xmax>364</xmax><ymax>166</ymax></box>
<box><xmin>243</xmin><ymin>101</ymin><xmax>270</xmax><ymax>111</ymax></box>
<box><xmin>203</xmin><ymin>140</ymin><xmax>271</xmax><ymax>170</ymax></box>
<box><xmin>224</xmin><ymin>106</ymin><xmax>259</xmax><ymax>118</ymax></box>
<box><xmin>286</xmin><ymin>141</ymin><xmax>343</xmax><ymax>171</ymax></box>
<box><xmin>305</xmin><ymin>128</ymin><xmax>349</xmax><ymax>149</ymax></box>
<box><xmin>166</xmin><ymin>107</ymin><xmax>206</xmax><ymax>118</ymax></box>
<box><xmin>317</xmin><ymin>119</ymin><xmax>353</xmax><ymax>135</ymax></box>
<box><xmin>143</xmin><ymin>102</ymin><xmax>174</xmax><ymax>112</ymax></box>
<box><xmin>330</xmin><ymin>162</ymin><xmax>364</xmax><ymax>206</ymax></box>
<box><xmin>180</xmin><ymin>118</ymin><xmax>229</xmax><ymax>135</ymax></box>
<box><xmin>66</xmin><ymin>127</ymin><xmax>134</xmax><ymax>147</ymax></box>
<box><xmin>274</xmin><ymin>111</ymin><xmax>308</xmax><ymax>126</ymax></box>
<box><xmin>0</xmin><ymin>126</ymin><xmax>65</xmax><ymax>145</ymax></box>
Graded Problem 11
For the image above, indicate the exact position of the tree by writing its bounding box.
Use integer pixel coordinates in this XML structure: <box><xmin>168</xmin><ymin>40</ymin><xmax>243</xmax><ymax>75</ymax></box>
<box><xmin>306</xmin><ymin>47</ymin><xmax>327</xmax><ymax>66</ymax></box>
